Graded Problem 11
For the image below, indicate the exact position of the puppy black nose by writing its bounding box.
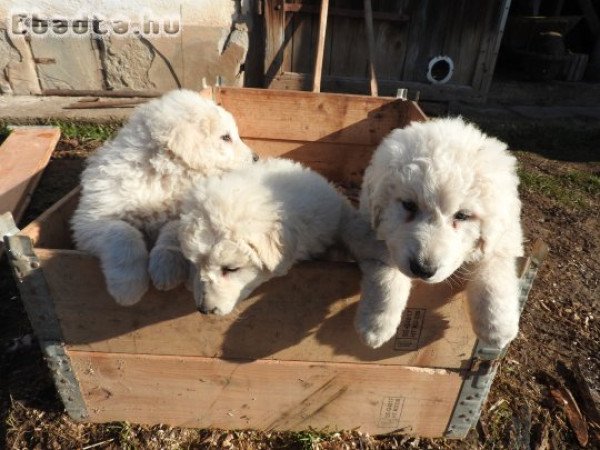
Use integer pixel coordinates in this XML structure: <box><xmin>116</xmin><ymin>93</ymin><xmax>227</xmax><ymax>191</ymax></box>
<box><xmin>197</xmin><ymin>305</ymin><xmax>217</xmax><ymax>315</ymax></box>
<box><xmin>252</xmin><ymin>153</ymin><xmax>259</xmax><ymax>162</ymax></box>
<box><xmin>409</xmin><ymin>259</ymin><xmax>436</xmax><ymax>279</ymax></box>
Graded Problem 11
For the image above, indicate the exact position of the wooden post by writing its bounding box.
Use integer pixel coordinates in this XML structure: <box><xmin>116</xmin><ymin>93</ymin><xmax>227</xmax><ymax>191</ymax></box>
<box><xmin>364</xmin><ymin>0</ymin><xmax>379</xmax><ymax>97</ymax></box>
<box><xmin>312</xmin><ymin>0</ymin><xmax>330</xmax><ymax>93</ymax></box>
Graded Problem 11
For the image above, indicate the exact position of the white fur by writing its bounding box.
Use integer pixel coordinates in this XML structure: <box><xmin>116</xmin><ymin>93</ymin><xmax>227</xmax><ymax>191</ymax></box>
<box><xmin>71</xmin><ymin>89</ymin><xmax>255</xmax><ymax>305</ymax></box>
<box><xmin>178</xmin><ymin>157</ymin><xmax>357</xmax><ymax>316</ymax></box>
<box><xmin>358</xmin><ymin>117</ymin><xmax>523</xmax><ymax>349</ymax></box>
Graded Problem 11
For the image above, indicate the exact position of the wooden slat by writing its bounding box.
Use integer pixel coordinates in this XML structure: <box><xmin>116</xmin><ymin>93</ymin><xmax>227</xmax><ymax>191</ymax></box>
<box><xmin>0</xmin><ymin>127</ymin><xmax>61</xmax><ymax>223</ymax></box>
<box><xmin>328</xmin><ymin>5</ymin><xmax>368</xmax><ymax>79</ymax></box>
<box><xmin>291</xmin><ymin>12</ymin><xmax>315</xmax><ymax>75</ymax></box>
<box><xmin>476</xmin><ymin>0</ymin><xmax>512</xmax><ymax>97</ymax></box>
<box><xmin>36</xmin><ymin>249</ymin><xmax>477</xmax><ymax>369</ymax></box>
<box><xmin>271</xmin><ymin>72</ymin><xmax>484</xmax><ymax>102</ymax></box>
<box><xmin>244</xmin><ymin>138</ymin><xmax>373</xmax><ymax>184</ymax></box>
<box><xmin>214</xmin><ymin>87</ymin><xmax>425</xmax><ymax>145</ymax></box>
<box><xmin>70</xmin><ymin>350</ymin><xmax>462</xmax><ymax>436</ymax></box>
<box><xmin>20</xmin><ymin>187</ymin><xmax>80</xmax><ymax>249</ymax></box>
<box><xmin>364</xmin><ymin>0</ymin><xmax>379</xmax><ymax>96</ymax></box>
<box><xmin>312</xmin><ymin>0</ymin><xmax>331</xmax><ymax>92</ymax></box>
<box><xmin>265</xmin><ymin>0</ymin><xmax>287</xmax><ymax>85</ymax></box>
<box><xmin>375</xmin><ymin>0</ymin><xmax>411</xmax><ymax>81</ymax></box>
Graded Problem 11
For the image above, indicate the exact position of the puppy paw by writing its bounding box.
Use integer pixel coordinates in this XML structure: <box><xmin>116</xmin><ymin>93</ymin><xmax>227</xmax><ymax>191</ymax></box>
<box><xmin>354</xmin><ymin>313</ymin><xmax>398</xmax><ymax>349</ymax></box>
<box><xmin>148</xmin><ymin>246</ymin><xmax>188</xmax><ymax>291</ymax></box>
<box><xmin>469</xmin><ymin>294</ymin><xmax>520</xmax><ymax>349</ymax></box>
<box><xmin>105</xmin><ymin>267</ymin><xmax>149</xmax><ymax>306</ymax></box>
<box><xmin>473</xmin><ymin>319</ymin><xmax>519</xmax><ymax>349</ymax></box>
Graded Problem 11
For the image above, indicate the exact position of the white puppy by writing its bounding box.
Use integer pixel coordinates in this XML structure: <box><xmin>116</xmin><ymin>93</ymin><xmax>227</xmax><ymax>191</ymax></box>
<box><xmin>72</xmin><ymin>89</ymin><xmax>256</xmax><ymax>306</ymax></box>
<box><xmin>178</xmin><ymin>157</ymin><xmax>358</xmax><ymax>315</ymax></box>
<box><xmin>357</xmin><ymin>117</ymin><xmax>523</xmax><ymax>349</ymax></box>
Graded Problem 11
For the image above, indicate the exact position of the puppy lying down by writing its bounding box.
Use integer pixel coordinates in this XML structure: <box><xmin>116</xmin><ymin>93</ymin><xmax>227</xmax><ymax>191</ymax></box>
<box><xmin>177</xmin><ymin>157</ymin><xmax>368</xmax><ymax>315</ymax></box>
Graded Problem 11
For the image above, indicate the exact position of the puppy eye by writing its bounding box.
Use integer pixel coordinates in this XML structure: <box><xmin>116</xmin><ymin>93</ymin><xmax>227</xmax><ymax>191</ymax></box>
<box><xmin>221</xmin><ymin>266</ymin><xmax>239</xmax><ymax>275</ymax></box>
<box><xmin>400</xmin><ymin>200</ymin><xmax>418</xmax><ymax>214</ymax></box>
<box><xmin>454</xmin><ymin>210</ymin><xmax>472</xmax><ymax>221</ymax></box>
<box><xmin>221</xmin><ymin>134</ymin><xmax>232</xmax><ymax>143</ymax></box>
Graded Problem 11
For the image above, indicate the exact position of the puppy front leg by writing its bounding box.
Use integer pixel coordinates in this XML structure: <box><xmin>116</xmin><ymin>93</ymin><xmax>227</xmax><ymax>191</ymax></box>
<box><xmin>91</xmin><ymin>220</ymin><xmax>150</xmax><ymax>306</ymax></box>
<box><xmin>355</xmin><ymin>260</ymin><xmax>412</xmax><ymax>348</ymax></box>
<box><xmin>467</xmin><ymin>255</ymin><xmax>520</xmax><ymax>349</ymax></box>
<box><xmin>148</xmin><ymin>220</ymin><xmax>189</xmax><ymax>291</ymax></box>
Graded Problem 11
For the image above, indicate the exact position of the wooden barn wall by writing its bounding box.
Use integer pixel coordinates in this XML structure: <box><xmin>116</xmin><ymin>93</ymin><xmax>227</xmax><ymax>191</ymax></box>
<box><xmin>265</xmin><ymin>0</ymin><xmax>510</xmax><ymax>101</ymax></box>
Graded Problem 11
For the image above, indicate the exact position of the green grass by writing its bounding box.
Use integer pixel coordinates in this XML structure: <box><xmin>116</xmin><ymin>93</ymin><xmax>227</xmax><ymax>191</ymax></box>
<box><xmin>52</xmin><ymin>121</ymin><xmax>117</xmax><ymax>142</ymax></box>
<box><xmin>518</xmin><ymin>166</ymin><xmax>600</xmax><ymax>209</ymax></box>
<box><xmin>0</xmin><ymin>120</ymin><xmax>118</xmax><ymax>145</ymax></box>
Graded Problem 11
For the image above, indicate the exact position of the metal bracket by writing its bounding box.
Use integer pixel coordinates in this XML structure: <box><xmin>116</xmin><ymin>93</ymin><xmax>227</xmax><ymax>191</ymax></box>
<box><xmin>3</xmin><ymin>227</ymin><xmax>89</xmax><ymax>420</ymax></box>
<box><xmin>396</xmin><ymin>88</ymin><xmax>420</xmax><ymax>102</ymax></box>
<box><xmin>0</xmin><ymin>212</ymin><xmax>20</xmax><ymax>239</ymax></box>
<box><xmin>445</xmin><ymin>359</ymin><xmax>500</xmax><ymax>438</ymax></box>
<box><xmin>445</xmin><ymin>241</ymin><xmax>548</xmax><ymax>438</ymax></box>
<box><xmin>42</xmin><ymin>341</ymin><xmax>89</xmax><ymax>420</ymax></box>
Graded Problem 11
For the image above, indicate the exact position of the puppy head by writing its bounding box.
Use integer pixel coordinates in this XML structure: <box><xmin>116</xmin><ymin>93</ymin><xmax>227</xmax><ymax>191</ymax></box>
<box><xmin>365</xmin><ymin>117</ymin><xmax>522</xmax><ymax>283</ymax></box>
<box><xmin>135</xmin><ymin>89</ymin><xmax>257</xmax><ymax>174</ymax></box>
<box><xmin>179</xmin><ymin>176</ymin><xmax>285</xmax><ymax>315</ymax></box>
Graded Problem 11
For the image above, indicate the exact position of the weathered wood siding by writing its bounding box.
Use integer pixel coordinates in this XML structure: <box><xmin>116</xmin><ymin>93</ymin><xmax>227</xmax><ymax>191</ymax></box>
<box><xmin>265</xmin><ymin>0</ymin><xmax>511</xmax><ymax>101</ymax></box>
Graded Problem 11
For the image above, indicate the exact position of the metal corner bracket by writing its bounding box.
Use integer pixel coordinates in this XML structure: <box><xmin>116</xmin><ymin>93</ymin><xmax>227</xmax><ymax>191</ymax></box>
<box><xmin>2</xmin><ymin>212</ymin><xmax>89</xmax><ymax>421</ymax></box>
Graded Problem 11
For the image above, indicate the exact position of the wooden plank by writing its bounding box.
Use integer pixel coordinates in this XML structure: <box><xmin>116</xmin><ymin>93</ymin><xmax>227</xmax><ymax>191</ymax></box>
<box><xmin>312</xmin><ymin>0</ymin><xmax>331</xmax><ymax>92</ymax></box>
<box><xmin>214</xmin><ymin>87</ymin><xmax>426</xmax><ymax>145</ymax></box>
<box><xmin>328</xmin><ymin>5</ymin><xmax>368</xmax><ymax>79</ymax></box>
<box><xmin>0</xmin><ymin>127</ymin><xmax>61</xmax><ymax>223</ymax></box>
<box><xmin>265</xmin><ymin>0</ymin><xmax>287</xmax><ymax>86</ymax></box>
<box><xmin>374</xmin><ymin>0</ymin><xmax>411</xmax><ymax>82</ymax></box>
<box><xmin>474</xmin><ymin>0</ymin><xmax>512</xmax><ymax>97</ymax></box>
<box><xmin>70</xmin><ymin>350</ymin><xmax>463</xmax><ymax>436</ymax></box>
<box><xmin>271</xmin><ymin>72</ymin><xmax>484</xmax><ymax>102</ymax></box>
<box><xmin>36</xmin><ymin>249</ymin><xmax>477</xmax><ymax>369</ymax></box>
<box><xmin>364</xmin><ymin>0</ymin><xmax>379</xmax><ymax>96</ymax></box>
<box><xmin>20</xmin><ymin>187</ymin><xmax>80</xmax><ymax>249</ymax></box>
<box><xmin>283</xmin><ymin>2</ymin><xmax>409</xmax><ymax>22</ymax></box>
<box><xmin>244</xmin><ymin>138</ymin><xmax>374</xmax><ymax>184</ymax></box>
<box><xmin>452</xmin><ymin>1</ymin><xmax>486</xmax><ymax>85</ymax></box>
<box><xmin>291</xmin><ymin>12</ymin><xmax>314</xmax><ymax>75</ymax></box>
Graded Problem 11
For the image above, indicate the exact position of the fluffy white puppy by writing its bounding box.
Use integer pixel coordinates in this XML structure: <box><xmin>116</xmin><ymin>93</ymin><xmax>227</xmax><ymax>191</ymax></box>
<box><xmin>358</xmin><ymin>117</ymin><xmax>523</xmax><ymax>349</ymax></box>
<box><xmin>178</xmin><ymin>157</ymin><xmax>358</xmax><ymax>315</ymax></box>
<box><xmin>72</xmin><ymin>89</ymin><xmax>256</xmax><ymax>306</ymax></box>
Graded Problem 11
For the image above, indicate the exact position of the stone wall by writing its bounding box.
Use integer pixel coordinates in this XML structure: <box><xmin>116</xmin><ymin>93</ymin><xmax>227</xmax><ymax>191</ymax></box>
<box><xmin>0</xmin><ymin>0</ymin><xmax>256</xmax><ymax>95</ymax></box>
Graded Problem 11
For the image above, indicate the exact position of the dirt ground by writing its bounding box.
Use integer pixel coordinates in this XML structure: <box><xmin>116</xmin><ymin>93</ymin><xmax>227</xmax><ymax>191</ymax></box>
<box><xmin>0</xmin><ymin>115</ymin><xmax>598</xmax><ymax>449</ymax></box>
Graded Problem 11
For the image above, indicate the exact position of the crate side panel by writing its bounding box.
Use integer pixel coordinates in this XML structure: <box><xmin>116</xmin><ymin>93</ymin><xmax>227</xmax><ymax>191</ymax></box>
<box><xmin>243</xmin><ymin>138</ymin><xmax>373</xmax><ymax>185</ymax></box>
<box><xmin>37</xmin><ymin>249</ymin><xmax>476</xmax><ymax>369</ymax></box>
<box><xmin>70</xmin><ymin>351</ymin><xmax>462</xmax><ymax>437</ymax></box>
<box><xmin>215</xmin><ymin>88</ymin><xmax>426</xmax><ymax>145</ymax></box>
<box><xmin>19</xmin><ymin>187</ymin><xmax>80</xmax><ymax>249</ymax></box>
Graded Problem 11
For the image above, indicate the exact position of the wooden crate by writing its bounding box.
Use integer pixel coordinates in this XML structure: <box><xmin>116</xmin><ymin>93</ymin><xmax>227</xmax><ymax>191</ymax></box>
<box><xmin>2</xmin><ymin>87</ymin><xmax>544</xmax><ymax>438</ymax></box>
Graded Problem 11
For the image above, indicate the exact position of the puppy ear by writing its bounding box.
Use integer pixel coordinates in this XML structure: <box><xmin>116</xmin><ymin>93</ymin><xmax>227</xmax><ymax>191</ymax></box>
<box><xmin>167</xmin><ymin>121</ymin><xmax>209</xmax><ymax>157</ymax></box>
<box><xmin>246</xmin><ymin>224</ymin><xmax>285</xmax><ymax>272</ymax></box>
<box><xmin>178</xmin><ymin>212</ymin><xmax>213</xmax><ymax>263</ymax></box>
<box><xmin>476</xmin><ymin>139</ymin><xmax>524</xmax><ymax>258</ymax></box>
